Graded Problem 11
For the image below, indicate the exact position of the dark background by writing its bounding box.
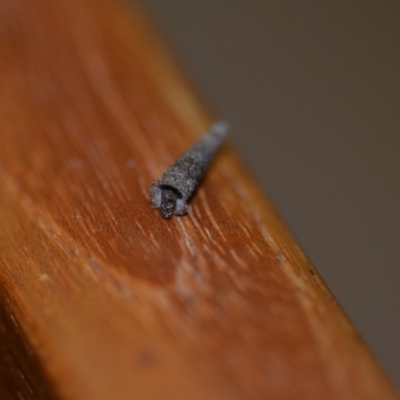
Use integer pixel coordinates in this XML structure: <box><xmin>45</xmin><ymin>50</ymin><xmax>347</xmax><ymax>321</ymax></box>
<box><xmin>137</xmin><ymin>0</ymin><xmax>399</xmax><ymax>387</ymax></box>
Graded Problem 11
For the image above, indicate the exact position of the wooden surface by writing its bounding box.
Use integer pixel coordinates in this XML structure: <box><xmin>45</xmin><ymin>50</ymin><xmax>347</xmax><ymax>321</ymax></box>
<box><xmin>0</xmin><ymin>0</ymin><xmax>398</xmax><ymax>399</ymax></box>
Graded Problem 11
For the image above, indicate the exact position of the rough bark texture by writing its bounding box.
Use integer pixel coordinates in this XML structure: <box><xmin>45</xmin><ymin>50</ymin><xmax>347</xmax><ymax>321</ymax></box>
<box><xmin>0</xmin><ymin>0</ymin><xmax>398</xmax><ymax>399</ymax></box>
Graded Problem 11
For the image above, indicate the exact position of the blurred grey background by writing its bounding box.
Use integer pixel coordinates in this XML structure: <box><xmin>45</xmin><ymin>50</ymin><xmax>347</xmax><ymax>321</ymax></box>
<box><xmin>137</xmin><ymin>0</ymin><xmax>399</xmax><ymax>387</ymax></box>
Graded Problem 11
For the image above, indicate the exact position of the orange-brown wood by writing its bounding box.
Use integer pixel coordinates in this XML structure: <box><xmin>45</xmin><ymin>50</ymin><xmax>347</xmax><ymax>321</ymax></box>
<box><xmin>0</xmin><ymin>0</ymin><xmax>398</xmax><ymax>399</ymax></box>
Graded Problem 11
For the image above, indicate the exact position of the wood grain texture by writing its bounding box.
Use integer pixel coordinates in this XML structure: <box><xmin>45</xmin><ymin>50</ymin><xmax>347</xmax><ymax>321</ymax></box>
<box><xmin>0</xmin><ymin>0</ymin><xmax>397</xmax><ymax>399</ymax></box>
